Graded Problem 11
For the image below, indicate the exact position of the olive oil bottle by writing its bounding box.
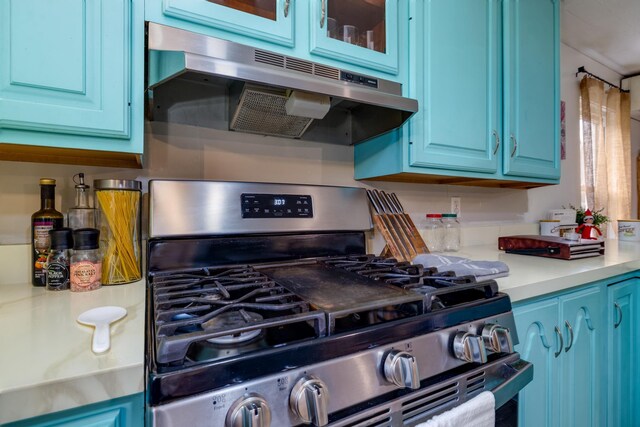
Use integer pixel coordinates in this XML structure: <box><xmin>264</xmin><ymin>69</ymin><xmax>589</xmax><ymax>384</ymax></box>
<box><xmin>32</xmin><ymin>178</ymin><xmax>64</xmax><ymax>286</ymax></box>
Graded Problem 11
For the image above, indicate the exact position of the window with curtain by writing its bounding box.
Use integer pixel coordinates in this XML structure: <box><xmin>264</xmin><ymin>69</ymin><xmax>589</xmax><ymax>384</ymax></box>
<box><xmin>579</xmin><ymin>76</ymin><xmax>632</xmax><ymax>236</ymax></box>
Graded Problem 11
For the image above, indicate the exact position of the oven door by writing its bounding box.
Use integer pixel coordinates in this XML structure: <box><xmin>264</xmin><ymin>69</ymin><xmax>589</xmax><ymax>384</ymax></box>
<box><xmin>329</xmin><ymin>352</ymin><xmax>532</xmax><ymax>427</ymax></box>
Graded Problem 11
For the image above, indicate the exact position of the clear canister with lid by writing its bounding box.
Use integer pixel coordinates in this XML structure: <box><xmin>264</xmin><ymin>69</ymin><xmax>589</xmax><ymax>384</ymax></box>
<box><xmin>423</xmin><ymin>213</ymin><xmax>444</xmax><ymax>252</ymax></box>
<box><xmin>94</xmin><ymin>179</ymin><xmax>142</xmax><ymax>284</ymax></box>
<box><xmin>442</xmin><ymin>213</ymin><xmax>461</xmax><ymax>252</ymax></box>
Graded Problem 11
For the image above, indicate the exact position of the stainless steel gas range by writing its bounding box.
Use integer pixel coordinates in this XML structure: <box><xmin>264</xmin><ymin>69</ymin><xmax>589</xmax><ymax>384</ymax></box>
<box><xmin>145</xmin><ymin>180</ymin><xmax>532</xmax><ymax>427</ymax></box>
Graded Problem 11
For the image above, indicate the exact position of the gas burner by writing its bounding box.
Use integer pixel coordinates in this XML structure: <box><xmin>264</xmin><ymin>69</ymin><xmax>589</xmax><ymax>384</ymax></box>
<box><xmin>150</xmin><ymin>265</ymin><xmax>326</xmax><ymax>364</ymax></box>
<box><xmin>202</xmin><ymin>294</ymin><xmax>223</xmax><ymax>301</ymax></box>
<box><xmin>204</xmin><ymin>310</ymin><xmax>264</xmax><ymax>344</ymax></box>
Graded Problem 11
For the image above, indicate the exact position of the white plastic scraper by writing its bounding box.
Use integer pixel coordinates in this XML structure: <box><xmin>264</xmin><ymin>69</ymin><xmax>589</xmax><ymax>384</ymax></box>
<box><xmin>77</xmin><ymin>306</ymin><xmax>127</xmax><ymax>354</ymax></box>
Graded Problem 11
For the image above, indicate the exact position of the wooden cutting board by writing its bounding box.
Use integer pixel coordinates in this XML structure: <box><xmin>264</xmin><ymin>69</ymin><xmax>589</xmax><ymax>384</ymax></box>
<box><xmin>498</xmin><ymin>235</ymin><xmax>604</xmax><ymax>260</ymax></box>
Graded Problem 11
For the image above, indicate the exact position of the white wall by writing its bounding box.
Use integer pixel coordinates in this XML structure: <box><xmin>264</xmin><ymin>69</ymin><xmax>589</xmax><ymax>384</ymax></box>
<box><xmin>1</xmin><ymin>44</ymin><xmax>638</xmax><ymax>249</ymax></box>
<box><xmin>526</xmin><ymin>44</ymin><xmax>640</xmax><ymax>223</ymax></box>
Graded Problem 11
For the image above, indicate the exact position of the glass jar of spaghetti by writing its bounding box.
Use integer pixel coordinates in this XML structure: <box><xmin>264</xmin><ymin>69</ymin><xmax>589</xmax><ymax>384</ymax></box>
<box><xmin>94</xmin><ymin>179</ymin><xmax>142</xmax><ymax>285</ymax></box>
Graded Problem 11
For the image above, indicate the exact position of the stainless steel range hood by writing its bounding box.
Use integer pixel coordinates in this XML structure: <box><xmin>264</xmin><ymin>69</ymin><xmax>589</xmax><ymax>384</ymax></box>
<box><xmin>147</xmin><ymin>23</ymin><xmax>418</xmax><ymax>144</ymax></box>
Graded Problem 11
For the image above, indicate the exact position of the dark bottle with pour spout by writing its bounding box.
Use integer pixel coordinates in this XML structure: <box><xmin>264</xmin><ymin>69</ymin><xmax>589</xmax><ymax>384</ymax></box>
<box><xmin>32</xmin><ymin>178</ymin><xmax>64</xmax><ymax>286</ymax></box>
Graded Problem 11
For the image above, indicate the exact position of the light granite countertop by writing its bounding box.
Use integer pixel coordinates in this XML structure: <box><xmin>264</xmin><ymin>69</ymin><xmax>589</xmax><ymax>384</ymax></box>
<box><xmin>2</xmin><ymin>238</ymin><xmax>640</xmax><ymax>424</ymax></box>
<box><xmin>0</xmin><ymin>245</ymin><xmax>145</xmax><ymax>424</ymax></box>
<box><xmin>457</xmin><ymin>238</ymin><xmax>640</xmax><ymax>302</ymax></box>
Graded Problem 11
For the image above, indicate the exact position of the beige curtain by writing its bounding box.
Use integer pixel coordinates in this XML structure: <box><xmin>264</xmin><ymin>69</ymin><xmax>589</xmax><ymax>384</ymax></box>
<box><xmin>579</xmin><ymin>76</ymin><xmax>632</xmax><ymax>235</ymax></box>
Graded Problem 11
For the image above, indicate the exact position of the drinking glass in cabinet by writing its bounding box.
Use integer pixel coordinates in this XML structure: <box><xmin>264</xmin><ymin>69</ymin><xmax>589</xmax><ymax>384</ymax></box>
<box><xmin>207</xmin><ymin>0</ymin><xmax>277</xmax><ymax>21</ymax></box>
<box><xmin>339</xmin><ymin>25</ymin><xmax>360</xmax><ymax>45</ymax></box>
<box><xmin>326</xmin><ymin>0</ymin><xmax>386</xmax><ymax>53</ymax></box>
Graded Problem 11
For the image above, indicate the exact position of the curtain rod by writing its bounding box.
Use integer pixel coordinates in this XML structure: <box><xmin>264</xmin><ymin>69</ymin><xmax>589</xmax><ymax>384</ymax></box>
<box><xmin>576</xmin><ymin>66</ymin><xmax>630</xmax><ymax>93</ymax></box>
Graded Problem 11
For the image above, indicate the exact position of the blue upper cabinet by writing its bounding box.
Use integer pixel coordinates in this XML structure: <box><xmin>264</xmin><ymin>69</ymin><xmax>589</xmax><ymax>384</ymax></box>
<box><xmin>146</xmin><ymin>0</ymin><xmax>403</xmax><ymax>81</ymax></box>
<box><xmin>354</xmin><ymin>0</ymin><xmax>560</xmax><ymax>188</ymax></box>
<box><xmin>409</xmin><ymin>0</ymin><xmax>499</xmax><ymax>174</ymax></box>
<box><xmin>161</xmin><ymin>0</ymin><xmax>295</xmax><ymax>47</ymax></box>
<box><xmin>309</xmin><ymin>0</ymin><xmax>399</xmax><ymax>74</ymax></box>
<box><xmin>502</xmin><ymin>0</ymin><xmax>560</xmax><ymax>179</ymax></box>
<box><xmin>0</xmin><ymin>0</ymin><xmax>144</xmax><ymax>163</ymax></box>
<box><xmin>0</xmin><ymin>0</ymin><xmax>129</xmax><ymax>137</ymax></box>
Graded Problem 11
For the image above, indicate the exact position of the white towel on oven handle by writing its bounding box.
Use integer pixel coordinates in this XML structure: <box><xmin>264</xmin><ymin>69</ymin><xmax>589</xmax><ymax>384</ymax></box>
<box><xmin>416</xmin><ymin>391</ymin><xmax>495</xmax><ymax>427</ymax></box>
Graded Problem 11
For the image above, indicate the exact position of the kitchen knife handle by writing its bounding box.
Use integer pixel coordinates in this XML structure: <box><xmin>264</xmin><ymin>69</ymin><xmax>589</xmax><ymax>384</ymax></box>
<box><xmin>366</xmin><ymin>190</ymin><xmax>381</xmax><ymax>214</ymax></box>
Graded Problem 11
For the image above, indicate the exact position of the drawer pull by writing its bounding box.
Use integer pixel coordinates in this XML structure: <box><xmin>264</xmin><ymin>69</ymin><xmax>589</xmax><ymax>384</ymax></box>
<box><xmin>564</xmin><ymin>320</ymin><xmax>574</xmax><ymax>352</ymax></box>
<box><xmin>284</xmin><ymin>0</ymin><xmax>290</xmax><ymax>18</ymax></box>
<box><xmin>554</xmin><ymin>326</ymin><xmax>563</xmax><ymax>358</ymax></box>
<box><xmin>492</xmin><ymin>130</ymin><xmax>500</xmax><ymax>155</ymax></box>
<box><xmin>510</xmin><ymin>134</ymin><xmax>518</xmax><ymax>157</ymax></box>
<box><xmin>614</xmin><ymin>302</ymin><xmax>623</xmax><ymax>328</ymax></box>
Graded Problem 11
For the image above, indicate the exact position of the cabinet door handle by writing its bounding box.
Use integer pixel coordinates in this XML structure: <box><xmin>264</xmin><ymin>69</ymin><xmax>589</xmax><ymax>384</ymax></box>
<box><xmin>284</xmin><ymin>0</ymin><xmax>290</xmax><ymax>18</ymax></box>
<box><xmin>492</xmin><ymin>130</ymin><xmax>500</xmax><ymax>155</ymax></box>
<box><xmin>320</xmin><ymin>0</ymin><xmax>326</xmax><ymax>28</ymax></box>
<box><xmin>564</xmin><ymin>320</ymin><xmax>574</xmax><ymax>352</ymax></box>
<box><xmin>614</xmin><ymin>302</ymin><xmax>623</xmax><ymax>328</ymax></box>
<box><xmin>510</xmin><ymin>134</ymin><xmax>518</xmax><ymax>157</ymax></box>
<box><xmin>554</xmin><ymin>326</ymin><xmax>563</xmax><ymax>358</ymax></box>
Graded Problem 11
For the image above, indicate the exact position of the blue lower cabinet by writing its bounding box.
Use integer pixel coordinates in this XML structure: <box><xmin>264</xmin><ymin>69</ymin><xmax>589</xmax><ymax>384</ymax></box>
<box><xmin>513</xmin><ymin>285</ymin><xmax>605</xmax><ymax>427</ymax></box>
<box><xmin>608</xmin><ymin>278</ymin><xmax>639</xmax><ymax>427</ymax></box>
<box><xmin>558</xmin><ymin>286</ymin><xmax>604</xmax><ymax>426</ymax></box>
<box><xmin>5</xmin><ymin>393</ymin><xmax>144</xmax><ymax>427</ymax></box>
<box><xmin>513</xmin><ymin>298</ymin><xmax>559</xmax><ymax>426</ymax></box>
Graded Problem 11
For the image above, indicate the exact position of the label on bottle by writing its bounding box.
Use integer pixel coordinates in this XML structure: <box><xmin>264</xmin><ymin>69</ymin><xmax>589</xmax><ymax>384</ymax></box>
<box><xmin>34</xmin><ymin>219</ymin><xmax>54</xmax><ymax>249</ymax></box>
<box><xmin>46</xmin><ymin>261</ymin><xmax>69</xmax><ymax>290</ymax></box>
<box><xmin>71</xmin><ymin>261</ymin><xmax>102</xmax><ymax>291</ymax></box>
<box><xmin>33</xmin><ymin>219</ymin><xmax>56</xmax><ymax>286</ymax></box>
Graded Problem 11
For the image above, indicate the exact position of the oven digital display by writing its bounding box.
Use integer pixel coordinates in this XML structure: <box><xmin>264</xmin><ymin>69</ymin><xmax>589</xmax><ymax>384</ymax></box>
<box><xmin>241</xmin><ymin>193</ymin><xmax>313</xmax><ymax>218</ymax></box>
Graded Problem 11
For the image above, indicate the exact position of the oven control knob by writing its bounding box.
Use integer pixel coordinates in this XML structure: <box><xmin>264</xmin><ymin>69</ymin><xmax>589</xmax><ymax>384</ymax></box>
<box><xmin>481</xmin><ymin>324</ymin><xmax>514</xmax><ymax>354</ymax></box>
<box><xmin>225</xmin><ymin>393</ymin><xmax>271</xmax><ymax>427</ymax></box>
<box><xmin>453</xmin><ymin>332</ymin><xmax>488</xmax><ymax>363</ymax></box>
<box><xmin>290</xmin><ymin>375</ymin><xmax>329</xmax><ymax>426</ymax></box>
<box><xmin>383</xmin><ymin>350</ymin><xmax>420</xmax><ymax>389</ymax></box>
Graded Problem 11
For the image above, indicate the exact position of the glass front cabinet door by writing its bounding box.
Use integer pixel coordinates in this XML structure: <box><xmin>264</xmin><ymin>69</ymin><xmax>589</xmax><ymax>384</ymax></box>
<box><xmin>309</xmin><ymin>0</ymin><xmax>399</xmax><ymax>75</ymax></box>
<box><xmin>162</xmin><ymin>0</ymin><xmax>295</xmax><ymax>47</ymax></box>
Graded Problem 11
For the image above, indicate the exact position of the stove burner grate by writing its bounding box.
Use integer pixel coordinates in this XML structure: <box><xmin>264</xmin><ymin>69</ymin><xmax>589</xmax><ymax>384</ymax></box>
<box><xmin>150</xmin><ymin>256</ymin><xmax>499</xmax><ymax>365</ymax></box>
<box><xmin>323</xmin><ymin>255</ymin><xmax>477</xmax><ymax>287</ymax></box>
<box><xmin>321</xmin><ymin>255</ymin><xmax>498</xmax><ymax>312</ymax></box>
<box><xmin>150</xmin><ymin>266</ymin><xmax>327</xmax><ymax>364</ymax></box>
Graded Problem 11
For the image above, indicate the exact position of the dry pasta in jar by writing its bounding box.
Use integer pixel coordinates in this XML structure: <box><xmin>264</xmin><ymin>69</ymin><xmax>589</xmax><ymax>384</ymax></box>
<box><xmin>94</xmin><ymin>179</ymin><xmax>142</xmax><ymax>285</ymax></box>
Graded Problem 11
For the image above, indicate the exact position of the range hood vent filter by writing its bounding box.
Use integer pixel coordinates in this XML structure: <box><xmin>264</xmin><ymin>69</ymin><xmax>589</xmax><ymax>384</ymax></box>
<box><xmin>230</xmin><ymin>86</ymin><xmax>314</xmax><ymax>138</ymax></box>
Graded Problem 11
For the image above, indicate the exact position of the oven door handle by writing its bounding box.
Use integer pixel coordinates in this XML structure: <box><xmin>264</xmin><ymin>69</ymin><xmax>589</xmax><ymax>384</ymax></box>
<box><xmin>492</xmin><ymin>358</ymin><xmax>533</xmax><ymax>409</ymax></box>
